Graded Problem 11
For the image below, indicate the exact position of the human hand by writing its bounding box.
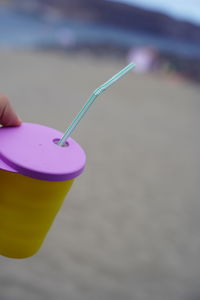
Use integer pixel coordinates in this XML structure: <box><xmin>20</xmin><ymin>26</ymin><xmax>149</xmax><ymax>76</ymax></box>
<box><xmin>0</xmin><ymin>95</ymin><xmax>21</xmax><ymax>127</ymax></box>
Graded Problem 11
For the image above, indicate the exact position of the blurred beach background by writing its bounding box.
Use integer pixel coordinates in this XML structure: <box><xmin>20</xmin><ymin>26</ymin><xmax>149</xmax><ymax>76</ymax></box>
<box><xmin>0</xmin><ymin>0</ymin><xmax>200</xmax><ymax>299</ymax></box>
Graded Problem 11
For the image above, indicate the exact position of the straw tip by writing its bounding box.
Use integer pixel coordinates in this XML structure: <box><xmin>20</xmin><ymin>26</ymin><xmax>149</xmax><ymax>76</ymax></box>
<box><xmin>129</xmin><ymin>62</ymin><xmax>136</xmax><ymax>68</ymax></box>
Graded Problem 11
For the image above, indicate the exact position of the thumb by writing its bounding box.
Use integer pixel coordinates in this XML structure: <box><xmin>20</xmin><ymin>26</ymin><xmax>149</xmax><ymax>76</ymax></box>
<box><xmin>0</xmin><ymin>95</ymin><xmax>21</xmax><ymax>127</ymax></box>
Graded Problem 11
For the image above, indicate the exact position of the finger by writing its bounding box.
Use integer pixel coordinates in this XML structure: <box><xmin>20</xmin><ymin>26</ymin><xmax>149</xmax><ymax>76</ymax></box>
<box><xmin>0</xmin><ymin>95</ymin><xmax>21</xmax><ymax>127</ymax></box>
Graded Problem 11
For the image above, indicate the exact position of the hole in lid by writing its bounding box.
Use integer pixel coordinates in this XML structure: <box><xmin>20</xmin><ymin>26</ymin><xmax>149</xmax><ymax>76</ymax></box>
<box><xmin>53</xmin><ymin>138</ymin><xmax>69</xmax><ymax>147</ymax></box>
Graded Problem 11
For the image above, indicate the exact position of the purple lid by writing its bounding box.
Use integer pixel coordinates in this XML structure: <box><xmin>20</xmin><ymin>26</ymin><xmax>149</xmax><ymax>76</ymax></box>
<box><xmin>0</xmin><ymin>123</ymin><xmax>86</xmax><ymax>181</ymax></box>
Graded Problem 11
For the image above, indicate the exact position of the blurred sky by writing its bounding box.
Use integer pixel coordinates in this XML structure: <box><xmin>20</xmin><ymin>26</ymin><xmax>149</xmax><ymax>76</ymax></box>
<box><xmin>108</xmin><ymin>0</ymin><xmax>200</xmax><ymax>24</ymax></box>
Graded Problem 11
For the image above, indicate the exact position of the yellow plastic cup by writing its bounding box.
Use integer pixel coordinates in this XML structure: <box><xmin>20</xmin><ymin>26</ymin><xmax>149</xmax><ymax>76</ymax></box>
<box><xmin>0</xmin><ymin>123</ymin><xmax>86</xmax><ymax>259</ymax></box>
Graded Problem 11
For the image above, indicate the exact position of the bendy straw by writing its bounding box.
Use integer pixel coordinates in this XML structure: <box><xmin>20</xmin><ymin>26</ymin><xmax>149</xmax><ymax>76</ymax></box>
<box><xmin>58</xmin><ymin>62</ymin><xmax>135</xmax><ymax>146</ymax></box>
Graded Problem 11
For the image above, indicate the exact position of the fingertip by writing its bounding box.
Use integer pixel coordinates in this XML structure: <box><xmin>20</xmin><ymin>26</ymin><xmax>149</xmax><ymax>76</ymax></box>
<box><xmin>15</xmin><ymin>116</ymin><xmax>22</xmax><ymax>126</ymax></box>
<box><xmin>0</xmin><ymin>96</ymin><xmax>22</xmax><ymax>127</ymax></box>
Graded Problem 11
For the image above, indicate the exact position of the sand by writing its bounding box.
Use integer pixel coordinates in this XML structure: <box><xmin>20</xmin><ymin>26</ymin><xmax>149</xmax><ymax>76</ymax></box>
<box><xmin>0</xmin><ymin>50</ymin><xmax>200</xmax><ymax>300</ymax></box>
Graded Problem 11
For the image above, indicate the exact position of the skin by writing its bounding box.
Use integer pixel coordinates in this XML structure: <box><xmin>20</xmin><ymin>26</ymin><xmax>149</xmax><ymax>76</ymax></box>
<box><xmin>0</xmin><ymin>95</ymin><xmax>21</xmax><ymax>127</ymax></box>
